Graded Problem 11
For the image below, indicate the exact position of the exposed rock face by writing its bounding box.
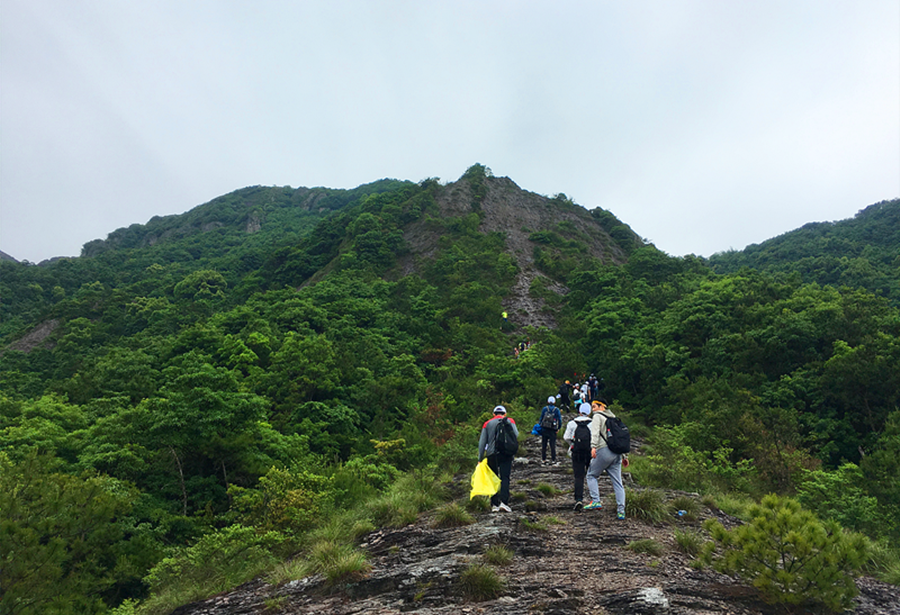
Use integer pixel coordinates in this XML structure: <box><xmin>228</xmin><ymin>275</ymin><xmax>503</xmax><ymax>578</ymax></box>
<box><xmin>403</xmin><ymin>175</ymin><xmax>633</xmax><ymax>332</ymax></box>
<box><xmin>171</xmin><ymin>429</ymin><xmax>899</xmax><ymax>615</ymax></box>
<box><xmin>5</xmin><ymin>319</ymin><xmax>59</xmax><ymax>353</ymax></box>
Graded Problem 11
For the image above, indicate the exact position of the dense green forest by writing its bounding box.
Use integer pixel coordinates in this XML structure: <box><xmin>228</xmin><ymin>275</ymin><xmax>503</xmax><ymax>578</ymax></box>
<box><xmin>2</xmin><ymin>166</ymin><xmax>898</xmax><ymax>613</ymax></box>
<box><xmin>709</xmin><ymin>199</ymin><xmax>900</xmax><ymax>306</ymax></box>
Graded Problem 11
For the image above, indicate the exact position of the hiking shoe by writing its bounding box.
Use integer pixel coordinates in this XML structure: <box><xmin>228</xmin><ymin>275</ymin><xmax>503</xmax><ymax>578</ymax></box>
<box><xmin>617</xmin><ymin>512</ymin><xmax>626</xmax><ymax>520</ymax></box>
<box><xmin>583</xmin><ymin>501</ymin><xmax>603</xmax><ymax>510</ymax></box>
<box><xmin>573</xmin><ymin>500</ymin><xmax>584</xmax><ymax>511</ymax></box>
<box><xmin>491</xmin><ymin>505</ymin><xmax>500</xmax><ymax>513</ymax></box>
<box><xmin>498</xmin><ymin>502</ymin><xmax>512</xmax><ymax>513</ymax></box>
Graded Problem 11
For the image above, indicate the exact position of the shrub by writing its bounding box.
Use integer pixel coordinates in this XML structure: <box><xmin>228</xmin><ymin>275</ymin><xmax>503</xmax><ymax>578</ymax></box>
<box><xmin>524</xmin><ymin>500</ymin><xmax>546</xmax><ymax>512</ymax></box>
<box><xmin>669</xmin><ymin>495</ymin><xmax>701</xmax><ymax>522</ymax></box>
<box><xmin>705</xmin><ymin>491</ymin><xmax>754</xmax><ymax>520</ymax></box>
<box><xmin>863</xmin><ymin>540</ymin><xmax>900</xmax><ymax>586</ymax></box>
<box><xmin>703</xmin><ymin>494</ymin><xmax>869</xmax><ymax>611</ymax></box>
<box><xmin>536</xmin><ymin>483</ymin><xmax>562</xmax><ymax>497</ymax></box>
<box><xmin>625</xmin><ymin>488</ymin><xmax>669</xmax><ymax>524</ymax></box>
<box><xmin>627</xmin><ymin>539</ymin><xmax>664</xmax><ymax>556</ymax></box>
<box><xmin>632</xmin><ymin>424</ymin><xmax>755</xmax><ymax>493</ymax></box>
<box><xmin>303</xmin><ymin>540</ymin><xmax>372</xmax><ymax>586</ymax></box>
<box><xmin>228</xmin><ymin>466</ymin><xmax>333</xmax><ymax>536</ymax></box>
<box><xmin>796</xmin><ymin>463</ymin><xmax>883</xmax><ymax>538</ymax></box>
<box><xmin>520</xmin><ymin>518</ymin><xmax>548</xmax><ymax>532</ymax></box>
<box><xmin>458</xmin><ymin>564</ymin><xmax>505</xmax><ymax>601</ymax></box>
<box><xmin>141</xmin><ymin>525</ymin><xmax>283</xmax><ymax>614</ymax></box>
<box><xmin>466</xmin><ymin>496</ymin><xmax>490</xmax><ymax>513</ymax></box>
<box><xmin>432</xmin><ymin>502</ymin><xmax>475</xmax><ymax>528</ymax></box>
<box><xmin>673</xmin><ymin>529</ymin><xmax>705</xmax><ymax>556</ymax></box>
<box><xmin>483</xmin><ymin>545</ymin><xmax>514</xmax><ymax>566</ymax></box>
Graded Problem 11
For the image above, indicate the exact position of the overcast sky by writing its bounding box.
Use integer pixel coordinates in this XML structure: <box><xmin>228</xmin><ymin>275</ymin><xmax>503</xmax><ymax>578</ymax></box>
<box><xmin>2</xmin><ymin>1</ymin><xmax>898</xmax><ymax>264</ymax></box>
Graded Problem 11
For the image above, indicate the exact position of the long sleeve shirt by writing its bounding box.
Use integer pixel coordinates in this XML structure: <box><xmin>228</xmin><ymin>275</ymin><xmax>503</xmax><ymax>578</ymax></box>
<box><xmin>590</xmin><ymin>409</ymin><xmax>616</xmax><ymax>450</ymax></box>
<box><xmin>478</xmin><ymin>415</ymin><xmax>519</xmax><ymax>460</ymax></box>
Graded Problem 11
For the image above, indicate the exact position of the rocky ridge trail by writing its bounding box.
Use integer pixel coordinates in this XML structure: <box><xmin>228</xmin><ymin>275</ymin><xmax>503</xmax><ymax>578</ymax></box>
<box><xmin>173</xmin><ymin>428</ymin><xmax>900</xmax><ymax>615</ymax></box>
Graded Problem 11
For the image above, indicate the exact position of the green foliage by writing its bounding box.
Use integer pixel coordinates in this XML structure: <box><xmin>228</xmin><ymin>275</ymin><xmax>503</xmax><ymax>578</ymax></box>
<box><xmin>228</xmin><ymin>466</ymin><xmax>333</xmax><ymax>535</ymax></box>
<box><xmin>301</xmin><ymin>540</ymin><xmax>372</xmax><ymax>587</ymax></box>
<box><xmin>536</xmin><ymin>482</ymin><xmax>563</xmax><ymax>497</ymax></box>
<box><xmin>0</xmin><ymin>452</ymin><xmax>136</xmax><ymax>615</ymax></box>
<box><xmin>624</xmin><ymin>488</ymin><xmax>669</xmax><ymax>524</ymax></box>
<box><xmin>482</xmin><ymin>544</ymin><xmax>514</xmax><ymax>566</ymax></box>
<box><xmin>703</xmin><ymin>494</ymin><xmax>869</xmax><ymax>611</ymax></box>
<box><xmin>431</xmin><ymin>502</ymin><xmax>475</xmax><ymax>528</ymax></box>
<box><xmin>668</xmin><ymin>495</ymin><xmax>702</xmax><ymax>522</ymax></box>
<box><xmin>796</xmin><ymin>463</ymin><xmax>884</xmax><ymax>540</ymax></box>
<box><xmin>2</xmin><ymin>173</ymin><xmax>898</xmax><ymax>613</ymax></box>
<box><xmin>140</xmin><ymin>525</ymin><xmax>284</xmax><ymax>615</ymax></box>
<box><xmin>673</xmin><ymin>529</ymin><xmax>705</xmax><ymax>556</ymax></box>
<box><xmin>710</xmin><ymin>199</ymin><xmax>900</xmax><ymax>305</ymax></box>
<box><xmin>627</xmin><ymin>538</ymin><xmax>665</xmax><ymax>556</ymax></box>
<box><xmin>632</xmin><ymin>423</ymin><xmax>756</xmax><ymax>494</ymax></box>
<box><xmin>458</xmin><ymin>563</ymin><xmax>505</xmax><ymax>601</ymax></box>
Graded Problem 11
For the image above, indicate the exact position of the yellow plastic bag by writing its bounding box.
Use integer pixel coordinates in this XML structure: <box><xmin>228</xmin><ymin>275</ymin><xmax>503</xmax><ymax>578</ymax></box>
<box><xmin>470</xmin><ymin>458</ymin><xmax>501</xmax><ymax>499</ymax></box>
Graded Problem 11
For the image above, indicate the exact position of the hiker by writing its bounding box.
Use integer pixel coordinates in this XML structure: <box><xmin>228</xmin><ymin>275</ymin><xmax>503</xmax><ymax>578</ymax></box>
<box><xmin>563</xmin><ymin>402</ymin><xmax>594</xmax><ymax>510</ymax></box>
<box><xmin>538</xmin><ymin>396</ymin><xmax>562</xmax><ymax>465</ymax></box>
<box><xmin>477</xmin><ymin>405</ymin><xmax>519</xmax><ymax>513</ymax></box>
<box><xmin>589</xmin><ymin>374</ymin><xmax>599</xmax><ymax>402</ymax></box>
<box><xmin>583</xmin><ymin>398</ymin><xmax>626</xmax><ymax>519</ymax></box>
<box><xmin>557</xmin><ymin>380</ymin><xmax>571</xmax><ymax>411</ymax></box>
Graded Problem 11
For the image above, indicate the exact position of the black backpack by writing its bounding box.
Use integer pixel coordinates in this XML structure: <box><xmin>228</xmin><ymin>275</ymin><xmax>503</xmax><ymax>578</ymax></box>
<box><xmin>601</xmin><ymin>416</ymin><xmax>631</xmax><ymax>455</ymax></box>
<box><xmin>540</xmin><ymin>406</ymin><xmax>559</xmax><ymax>431</ymax></box>
<box><xmin>572</xmin><ymin>420</ymin><xmax>592</xmax><ymax>457</ymax></box>
<box><xmin>494</xmin><ymin>417</ymin><xmax>519</xmax><ymax>456</ymax></box>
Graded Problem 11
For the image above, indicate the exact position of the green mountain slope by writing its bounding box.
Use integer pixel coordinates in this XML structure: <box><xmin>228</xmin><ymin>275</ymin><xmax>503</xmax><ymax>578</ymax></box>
<box><xmin>1</xmin><ymin>166</ymin><xmax>898</xmax><ymax>613</ymax></box>
<box><xmin>709</xmin><ymin>199</ymin><xmax>900</xmax><ymax>304</ymax></box>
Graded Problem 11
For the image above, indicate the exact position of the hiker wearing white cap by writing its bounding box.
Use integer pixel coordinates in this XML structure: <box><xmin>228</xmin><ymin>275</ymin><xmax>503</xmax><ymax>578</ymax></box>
<box><xmin>563</xmin><ymin>402</ymin><xmax>594</xmax><ymax>510</ymax></box>
<box><xmin>538</xmin><ymin>396</ymin><xmax>562</xmax><ymax>465</ymax></box>
<box><xmin>477</xmin><ymin>405</ymin><xmax>519</xmax><ymax>512</ymax></box>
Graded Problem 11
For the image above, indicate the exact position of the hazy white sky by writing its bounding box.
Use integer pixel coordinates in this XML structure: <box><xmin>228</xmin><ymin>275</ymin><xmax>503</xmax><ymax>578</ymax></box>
<box><xmin>2</xmin><ymin>0</ymin><xmax>898</xmax><ymax>263</ymax></box>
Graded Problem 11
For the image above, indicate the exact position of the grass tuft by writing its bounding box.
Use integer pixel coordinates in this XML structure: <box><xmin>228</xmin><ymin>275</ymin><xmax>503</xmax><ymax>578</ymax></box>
<box><xmin>669</xmin><ymin>495</ymin><xmax>701</xmax><ymax>522</ymax></box>
<box><xmin>458</xmin><ymin>564</ymin><xmax>505</xmax><ymax>601</ymax></box>
<box><xmin>520</xmin><ymin>518</ymin><xmax>548</xmax><ymax>532</ymax></box>
<box><xmin>482</xmin><ymin>544</ymin><xmax>514</xmax><ymax>566</ymax></box>
<box><xmin>625</xmin><ymin>488</ymin><xmax>669</xmax><ymax>524</ymax></box>
<box><xmin>432</xmin><ymin>502</ymin><xmax>475</xmax><ymax>528</ymax></box>
<box><xmin>536</xmin><ymin>483</ymin><xmax>563</xmax><ymax>497</ymax></box>
<box><xmin>673</xmin><ymin>528</ymin><xmax>705</xmax><ymax>556</ymax></box>
<box><xmin>627</xmin><ymin>538</ymin><xmax>665</xmax><ymax>556</ymax></box>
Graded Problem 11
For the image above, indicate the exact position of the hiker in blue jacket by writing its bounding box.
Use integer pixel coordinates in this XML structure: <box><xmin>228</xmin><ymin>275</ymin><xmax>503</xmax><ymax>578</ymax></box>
<box><xmin>538</xmin><ymin>396</ymin><xmax>562</xmax><ymax>465</ymax></box>
<box><xmin>478</xmin><ymin>405</ymin><xmax>519</xmax><ymax>513</ymax></box>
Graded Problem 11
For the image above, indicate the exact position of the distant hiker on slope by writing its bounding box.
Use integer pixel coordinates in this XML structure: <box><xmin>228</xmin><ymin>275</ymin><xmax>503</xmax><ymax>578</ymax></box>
<box><xmin>478</xmin><ymin>405</ymin><xmax>519</xmax><ymax>513</ymax></box>
<box><xmin>558</xmin><ymin>380</ymin><xmax>571</xmax><ymax>411</ymax></box>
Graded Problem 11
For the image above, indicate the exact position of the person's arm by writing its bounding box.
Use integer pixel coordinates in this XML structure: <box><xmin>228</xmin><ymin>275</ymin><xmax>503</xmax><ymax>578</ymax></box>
<box><xmin>590</xmin><ymin>414</ymin><xmax>604</xmax><ymax>449</ymax></box>
<box><xmin>478</xmin><ymin>427</ymin><xmax>488</xmax><ymax>461</ymax></box>
<box><xmin>563</xmin><ymin>420</ymin><xmax>575</xmax><ymax>443</ymax></box>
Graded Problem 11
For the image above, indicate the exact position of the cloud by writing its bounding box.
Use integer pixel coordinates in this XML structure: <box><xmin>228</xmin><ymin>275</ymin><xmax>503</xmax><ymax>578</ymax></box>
<box><xmin>1</xmin><ymin>0</ymin><xmax>897</xmax><ymax>262</ymax></box>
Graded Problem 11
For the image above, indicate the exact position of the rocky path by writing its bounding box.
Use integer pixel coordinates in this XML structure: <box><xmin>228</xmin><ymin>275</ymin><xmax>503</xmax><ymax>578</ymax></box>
<box><xmin>174</xmin><ymin>432</ymin><xmax>900</xmax><ymax>615</ymax></box>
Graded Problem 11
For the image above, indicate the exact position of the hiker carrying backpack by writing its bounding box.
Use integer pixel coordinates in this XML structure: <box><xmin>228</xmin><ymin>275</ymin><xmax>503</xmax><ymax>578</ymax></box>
<box><xmin>539</xmin><ymin>396</ymin><xmax>562</xmax><ymax>464</ymax></box>
<box><xmin>600</xmin><ymin>415</ymin><xmax>631</xmax><ymax>455</ymax></box>
<box><xmin>564</xmin><ymin>403</ymin><xmax>594</xmax><ymax>509</ymax></box>
<box><xmin>584</xmin><ymin>399</ymin><xmax>628</xmax><ymax>519</ymax></box>
<box><xmin>477</xmin><ymin>405</ymin><xmax>519</xmax><ymax>512</ymax></box>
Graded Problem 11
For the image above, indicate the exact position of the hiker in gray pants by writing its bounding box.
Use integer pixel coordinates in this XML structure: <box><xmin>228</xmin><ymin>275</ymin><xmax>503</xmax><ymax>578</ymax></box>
<box><xmin>584</xmin><ymin>398</ymin><xmax>626</xmax><ymax>519</ymax></box>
